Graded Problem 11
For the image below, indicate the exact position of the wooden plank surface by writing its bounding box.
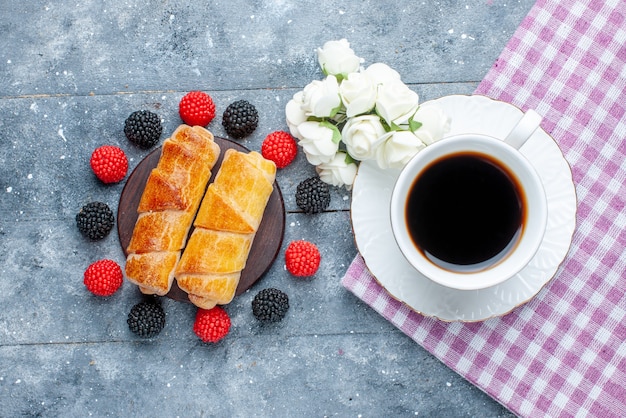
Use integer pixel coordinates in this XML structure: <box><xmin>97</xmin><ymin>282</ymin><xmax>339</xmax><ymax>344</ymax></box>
<box><xmin>0</xmin><ymin>1</ymin><xmax>534</xmax><ymax>416</ymax></box>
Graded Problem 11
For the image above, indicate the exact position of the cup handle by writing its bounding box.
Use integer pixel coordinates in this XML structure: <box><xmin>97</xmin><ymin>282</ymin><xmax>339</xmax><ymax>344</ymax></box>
<box><xmin>503</xmin><ymin>109</ymin><xmax>542</xmax><ymax>149</ymax></box>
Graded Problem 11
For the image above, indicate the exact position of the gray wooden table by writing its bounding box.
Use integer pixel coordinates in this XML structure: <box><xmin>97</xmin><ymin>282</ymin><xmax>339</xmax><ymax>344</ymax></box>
<box><xmin>0</xmin><ymin>1</ymin><xmax>535</xmax><ymax>416</ymax></box>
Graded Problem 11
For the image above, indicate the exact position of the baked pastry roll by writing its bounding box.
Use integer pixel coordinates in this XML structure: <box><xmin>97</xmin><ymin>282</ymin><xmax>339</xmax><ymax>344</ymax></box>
<box><xmin>125</xmin><ymin>125</ymin><xmax>220</xmax><ymax>295</ymax></box>
<box><xmin>175</xmin><ymin>149</ymin><xmax>276</xmax><ymax>308</ymax></box>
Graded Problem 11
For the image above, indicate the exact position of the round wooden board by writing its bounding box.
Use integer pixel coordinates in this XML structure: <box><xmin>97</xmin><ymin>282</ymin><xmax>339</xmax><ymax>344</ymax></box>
<box><xmin>117</xmin><ymin>136</ymin><xmax>286</xmax><ymax>303</ymax></box>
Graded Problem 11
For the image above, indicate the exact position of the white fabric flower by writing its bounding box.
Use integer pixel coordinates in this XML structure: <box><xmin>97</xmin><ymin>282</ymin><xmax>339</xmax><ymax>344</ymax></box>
<box><xmin>364</xmin><ymin>62</ymin><xmax>401</xmax><ymax>86</ymax></box>
<box><xmin>412</xmin><ymin>104</ymin><xmax>452</xmax><ymax>145</ymax></box>
<box><xmin>301</xmin><ymin>75</ymin><xmax>342</xmax><ymax>118</ymax></box>
<box><xmin>285</xmin><ymin>91</ymin><xmax>307</xmax><ymax>140</ymax></box>
<box><xmin>297</xmin><ymin>121</ymin><xmax>340</xmax><ymax>165</ymax></box>
<box><xmin>339</xmin><ymin>71</ymin><xmax>377</xmax><ymax>117</ymax></box>
<box><xmin>341</xmin><ymin>114</ymin><xmax>386</xmax><ymax>161</ymax></box>
<box><xmin>375</xmin><ymin>130</ymin><xmax>427</xmax><ymax>169</ymax></box>
<box><xmin>317</xmin><ymin>39</ymin><xmax>362</xmax><ymax>78</ymax></box>
<box><xmin>316</xmin><ymin>152</ymin><xmax>358</xmax><ymax>189</ymax></box>
<box><xmin>282</xmin><ymin>39</ymin><xmax>453</xmax><ymax>190</ymax></box>
<box><xmin>375</xmin><ymin>79</ymin><xmax>420</xmax><ymax>127</ymax></box>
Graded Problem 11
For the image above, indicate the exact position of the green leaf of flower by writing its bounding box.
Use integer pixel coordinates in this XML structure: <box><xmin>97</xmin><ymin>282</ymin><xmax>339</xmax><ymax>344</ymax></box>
<box><xmin>409</xmin><ymin>119</ymin><xmax>423</xmax><ymax>133</ymax></box>
<box><xmin>344</xmin><ymin>153</ymin><xmax>358</xmax><ymax>165</ymax></box>
<box><xmin>408</xmin><ymin>107</ymin><xmax>423</xmax><ymax>133</ymax></box>
<box><xmin>320</xmin><ymin>121</ymin><xmax>343</xmax><ymax>144</ymax></box>
<box><xmin>329</xmin><ymin>100</ymin><xmax>343</xmax><ymax>118</ymax></box>
<box><xmin>371</xmin><ymin>109</ymin><xmax>392</xmax><ymax>131</ymax></box>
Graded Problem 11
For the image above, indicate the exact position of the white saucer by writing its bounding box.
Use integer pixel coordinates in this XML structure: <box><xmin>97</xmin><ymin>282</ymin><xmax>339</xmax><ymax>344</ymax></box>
<box><xmin>350</xmin><ymin>94</ymin><xmax>577</xmax><ymax>322</ymax></box>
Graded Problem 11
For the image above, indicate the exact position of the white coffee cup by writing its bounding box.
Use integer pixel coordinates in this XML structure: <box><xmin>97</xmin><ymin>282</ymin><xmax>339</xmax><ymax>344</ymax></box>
<box><xmin>390</xmin><ymin>110</ymin><xmax>547</xmax><ymax>290</ymax></box>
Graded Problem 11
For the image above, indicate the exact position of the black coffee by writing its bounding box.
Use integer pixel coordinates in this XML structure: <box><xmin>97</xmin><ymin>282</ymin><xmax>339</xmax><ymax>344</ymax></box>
<box><xmin>405</xmin><ymin>152</ymin><xmax>525</xmax><ymax>271</ymax></box>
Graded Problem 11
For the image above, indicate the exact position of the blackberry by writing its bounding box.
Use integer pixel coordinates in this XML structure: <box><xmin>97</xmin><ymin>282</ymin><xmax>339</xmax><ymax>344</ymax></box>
<box><xmin>127</xmin><ymin>301</ymin><xmax>166</xmax><ymax>338</ymax></box>
<box><xmin>252</xmin><ymin>288</ymin><xmax>289</xmax><ymax>322</ymax></box>
<box><xmin>222</xmin><ymin>100</ymin><xmax>259</xmax><ymax>139</ymax></box>
<box><xmin>124</xmin><ymin>110</ymin><xmax>163</xmax><ymax>148</ymax></box>
<box><xmin>295</xmin><ymin>176</ymin><xmax>331</xmax><ymax>214</ymax></box>
<box><xmin>76</xmin><ymin>201</ymin><xmax>115</xmax><ymax>240</ymax></box>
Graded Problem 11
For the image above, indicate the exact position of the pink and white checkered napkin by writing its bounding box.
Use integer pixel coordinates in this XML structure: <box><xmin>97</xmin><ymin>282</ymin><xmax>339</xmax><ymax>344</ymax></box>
<box><xmin>341</xmin><ymin>0</ymin><xmax>626</xmax><ymax>416</ymax></box>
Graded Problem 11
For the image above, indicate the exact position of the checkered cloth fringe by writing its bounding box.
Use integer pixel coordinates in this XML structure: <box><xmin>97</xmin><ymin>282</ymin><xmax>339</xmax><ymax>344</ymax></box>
<box><xmin>341</xmin><ymin>0</ymin><xmax>626</xmax><ymax>416</ymax></box>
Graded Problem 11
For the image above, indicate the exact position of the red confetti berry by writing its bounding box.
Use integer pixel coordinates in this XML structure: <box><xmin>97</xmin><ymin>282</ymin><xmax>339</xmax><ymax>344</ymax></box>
<box><xmin>179</xmin><ymin>91</ymin><xmax>216</xmax><ymax>127</ymax></box>
<box><xmin>285</xmin><ymin>240</ymin><xmax>321</xmax><ymax>277</ymax></box>
<box><xmin>90</xmin><ymin>145</ymin><xmax>128</xmax><ymax>184</ymax></box>
<box><xmin>193</xmin><ymin>306</ymin><xmax>231</xmax><ymax>343</ymax></box>
<box><xmin>261</xmin><ymin>131</ymin><xmax>298</xmax><ymax>168</ymax></box>
<box><xmin>83</xmin><ymin>259</ymin><xmax>123</xmax><ymax>297</ymax></box>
